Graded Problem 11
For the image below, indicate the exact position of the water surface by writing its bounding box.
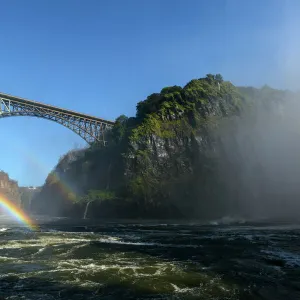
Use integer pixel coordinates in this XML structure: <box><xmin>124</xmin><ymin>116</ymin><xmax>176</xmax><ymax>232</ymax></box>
<box><xmin>0</xmin><ymin>216</ymin><xmax>299</xmax><ymax>299</ymax></box>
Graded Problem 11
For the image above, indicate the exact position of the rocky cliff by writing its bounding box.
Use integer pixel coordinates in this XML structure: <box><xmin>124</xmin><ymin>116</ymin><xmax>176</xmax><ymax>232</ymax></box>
<box><xmin>0</xmin><ymin>171</ymin><xmax>21</xmax><ymax>207</ymax></box>
<box><xmin>31</xmin><ymin>74</ymin><xmax>242</xmax><ymax>219</ymax></box>
<box><xmin>19</xmin><ymin>186</ymin><xmax>41</xmax><ymax>212</ymax></box>
<box><xmin>31</xmin><ymin>74</ymin><xmax>300</xmax><ymax>221</ymax></box>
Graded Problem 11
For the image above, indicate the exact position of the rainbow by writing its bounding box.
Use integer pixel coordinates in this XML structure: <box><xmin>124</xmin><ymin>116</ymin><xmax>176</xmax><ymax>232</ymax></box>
<box><xmin>21</xmin><ymin>148</ymin><xmax>78</xmax><ymax>201</ymax></box>
<box><xmin>0</xmin><ymin>195</ymin><xmax>38</xmax><ymax>230</ymax></box>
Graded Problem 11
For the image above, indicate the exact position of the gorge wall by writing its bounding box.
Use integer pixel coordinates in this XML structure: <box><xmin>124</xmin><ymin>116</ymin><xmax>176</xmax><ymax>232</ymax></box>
<box><xmin>0</xmin><ymin>171</ymin><xmax>21</xmax><ymax>209</ymax></box>
<box><xmin>30</xmin><ymin>74</ymin><xmax>300</xmax><ymax>221</ymax></box>
<box><xmin>19</xmin><ymin>186</ymin><xmax>41</xmax><ymax>212</ymax></box>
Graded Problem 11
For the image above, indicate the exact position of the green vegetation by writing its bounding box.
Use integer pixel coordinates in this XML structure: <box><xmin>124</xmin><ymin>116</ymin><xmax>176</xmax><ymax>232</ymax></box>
<box><xmin>31</xmin><ymin>74</ymin><xmax>290</xmax><ymax>219</ymax></box>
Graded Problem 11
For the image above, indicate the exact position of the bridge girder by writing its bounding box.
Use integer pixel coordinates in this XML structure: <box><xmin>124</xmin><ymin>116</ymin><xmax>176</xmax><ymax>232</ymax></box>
<box><xmin>0</xmin><ymin>93</ymin><xmax>114</xmax><ymax>145</ymax></box>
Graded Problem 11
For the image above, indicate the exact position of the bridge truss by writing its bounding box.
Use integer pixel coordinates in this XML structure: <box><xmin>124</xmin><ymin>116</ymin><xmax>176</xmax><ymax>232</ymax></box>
<box><xmin>0</xmin><ymin>92</ymin><xmax>114</xmax><ymax>145</ymax></box>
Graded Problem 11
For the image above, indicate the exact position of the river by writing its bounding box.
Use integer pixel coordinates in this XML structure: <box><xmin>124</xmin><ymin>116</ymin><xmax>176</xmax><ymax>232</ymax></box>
<box><xmin>0</xmin><ymin>216</ymin><xmax>299</xmax><ymax>299</ymax></box>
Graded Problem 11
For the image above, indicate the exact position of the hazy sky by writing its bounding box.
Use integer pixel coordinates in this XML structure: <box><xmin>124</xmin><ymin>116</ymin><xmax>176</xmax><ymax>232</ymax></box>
<box><xmin>0</xmin><ymin>0</ymin><xmax>299</xmax><ymax>186</ymax></box>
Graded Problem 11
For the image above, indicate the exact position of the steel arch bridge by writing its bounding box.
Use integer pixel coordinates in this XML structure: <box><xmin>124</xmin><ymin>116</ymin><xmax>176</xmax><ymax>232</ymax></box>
<box><xmin>0</xmin><ymin>92</ymin><xmax>115</xmax><ymax>145</ymax></box>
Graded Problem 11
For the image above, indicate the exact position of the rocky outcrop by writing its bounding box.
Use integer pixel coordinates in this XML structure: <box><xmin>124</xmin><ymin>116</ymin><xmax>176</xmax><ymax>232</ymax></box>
<box><xmin>30</xmin><ymin>149</ymin><xmax>85</xmax><ymax>216</ymax></box>
<box><xmin>31</xmin><ymin>74</ymin><xmax>243</xmax><ymax>219</ymax></box>
<box><xmin>31</xmin><ymin>75</ymin><xmax>299</xmax><ymax>221</ymax></box>
<box><xmin>0</xmin><ymin>171</ymin><xmax>21</xmax><ymax>206</ymax></box>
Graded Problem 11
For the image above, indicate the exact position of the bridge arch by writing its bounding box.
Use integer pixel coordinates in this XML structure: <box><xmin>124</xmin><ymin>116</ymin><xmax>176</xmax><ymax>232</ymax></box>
<box><xmin>0</xmin><ymin>93</ymin><xmax>114</xmax><ymax>145</ymax></box>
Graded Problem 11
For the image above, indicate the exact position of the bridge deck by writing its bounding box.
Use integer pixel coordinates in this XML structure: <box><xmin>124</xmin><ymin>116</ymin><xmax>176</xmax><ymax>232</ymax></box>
<box><xmin>0</xmin><ymin>92</ymin><xmax>115</xmax><ymax>125</ymax></box>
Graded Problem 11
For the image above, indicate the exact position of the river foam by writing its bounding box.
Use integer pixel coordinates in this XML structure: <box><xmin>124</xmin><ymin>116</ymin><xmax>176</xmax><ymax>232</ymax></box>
<box><xmin>0</xmin><ymin>221</ymin><xmax>299</xmax><ymax>299</ymax></box>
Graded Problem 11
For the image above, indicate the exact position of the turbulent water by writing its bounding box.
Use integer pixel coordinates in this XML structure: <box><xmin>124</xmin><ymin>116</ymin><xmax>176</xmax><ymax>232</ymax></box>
<box><xmin>0</xmin><ymin>216</ymin><xmax>299</xmax><ymax>300</ymax></box>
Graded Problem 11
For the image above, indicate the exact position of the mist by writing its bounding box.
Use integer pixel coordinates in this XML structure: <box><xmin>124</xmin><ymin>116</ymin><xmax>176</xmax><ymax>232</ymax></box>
<box><xmin>216</xmin><ymin>90</ymin><xmax>300</xmax><ymax>221</ymax></box>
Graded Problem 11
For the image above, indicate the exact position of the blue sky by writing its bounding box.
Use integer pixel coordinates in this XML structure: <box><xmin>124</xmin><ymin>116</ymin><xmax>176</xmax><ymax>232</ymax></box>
<box><xmin>0</xmin><ymin>0</ymin><xmax>299</xmax><ymax>186</ymax></box>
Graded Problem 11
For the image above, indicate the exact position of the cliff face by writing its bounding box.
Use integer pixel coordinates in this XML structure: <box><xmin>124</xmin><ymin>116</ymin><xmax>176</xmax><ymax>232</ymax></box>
<box><xmin>31</xmin><ymin>74</ymin><xmax>298</xmax><ymax>221</ymax></box>
<box><xmin>19</xmin><ymin>186</ymin><xmax>41</xmax><ymax>212</ymax></box>
<box><xmin>0</xmin><ymin>171</ymin><xmax>21</xmax><ymax>208</ymax></box>
<box><xmin>31</xmin><ymin>150</ymin><xmax>85</xmax><ymax>216</ymax></box>
<box><xmin>31</xmin><ymin>74</ymin><xmax>243</xmax><ymax>219</ymax></box>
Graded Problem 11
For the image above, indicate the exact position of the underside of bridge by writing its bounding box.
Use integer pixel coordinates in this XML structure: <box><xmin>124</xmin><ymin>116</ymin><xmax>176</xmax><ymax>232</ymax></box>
<box><xmin>0</xmin><ymin>92</ymin><xmax>115</xmax><ymax>145</ymax></box>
